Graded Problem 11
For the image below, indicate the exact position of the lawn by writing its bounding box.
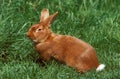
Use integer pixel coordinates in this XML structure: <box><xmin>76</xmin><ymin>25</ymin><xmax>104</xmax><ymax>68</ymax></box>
<box><xmin>0</xmin><ymin>0</ymin><xmax>120</xmax><ymax>79</ymax></box>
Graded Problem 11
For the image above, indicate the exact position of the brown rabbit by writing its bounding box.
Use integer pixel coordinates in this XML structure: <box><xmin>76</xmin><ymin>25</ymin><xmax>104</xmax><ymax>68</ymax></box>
<box><xmin>27</xmin><ymin>9</ymin><xmax>105</xmax><ymax>73</ymax></box>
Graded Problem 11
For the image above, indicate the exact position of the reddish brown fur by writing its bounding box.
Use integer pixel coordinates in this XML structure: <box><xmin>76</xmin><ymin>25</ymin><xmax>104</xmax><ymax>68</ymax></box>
<box><xmin>27</xmin><ymin>9</ymin><xmax>99</xmax><ymax>73</ymax></box>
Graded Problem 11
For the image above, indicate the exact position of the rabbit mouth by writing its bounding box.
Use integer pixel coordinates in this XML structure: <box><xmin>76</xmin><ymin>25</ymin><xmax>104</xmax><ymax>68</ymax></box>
<box><xmin>33</xmin><ymin>40</ymin><xmax>38</xmax><ymax>42</ymax></box>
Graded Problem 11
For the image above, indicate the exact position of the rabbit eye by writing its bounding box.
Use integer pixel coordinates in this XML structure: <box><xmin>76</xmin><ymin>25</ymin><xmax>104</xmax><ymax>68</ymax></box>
<box><xmin>38</xmin><ymin>29</ymin><xmax>42</xmax><ymax>31</ymax></box>
<box><xmin>36</xmin><ymin>28</ymin><xmax>42</xmax><ymax>32</ymax></box>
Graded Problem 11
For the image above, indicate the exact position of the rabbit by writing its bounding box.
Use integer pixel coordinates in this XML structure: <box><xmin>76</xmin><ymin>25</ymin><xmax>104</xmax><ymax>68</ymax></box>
<box><xmin>27</xmin><ymin>9</ymin><xmax>105</xmax><ymax>73</ymax></box>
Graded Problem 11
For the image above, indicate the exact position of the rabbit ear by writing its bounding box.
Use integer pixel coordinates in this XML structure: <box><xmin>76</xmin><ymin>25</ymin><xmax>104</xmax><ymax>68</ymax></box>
<box><xmin>40</xmin><ymin>9</ymin><xmax>49</xmax><ymax>22</ymax></box>
<box><xmin>45</xmin><ymin>12</ymin><xmax>58</xmax><ymax>24</ymax></box>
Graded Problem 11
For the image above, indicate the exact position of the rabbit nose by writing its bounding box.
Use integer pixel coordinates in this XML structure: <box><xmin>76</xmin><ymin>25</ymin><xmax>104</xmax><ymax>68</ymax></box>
<box><xmin>27</xmin><ymin>35</ymin><xmax>30</xmax><ymax>38</ymax></box>
<box><xmin>26</xmin><ymin>32</ymin><xmax>30</xmax><ymax>37</ymax></box>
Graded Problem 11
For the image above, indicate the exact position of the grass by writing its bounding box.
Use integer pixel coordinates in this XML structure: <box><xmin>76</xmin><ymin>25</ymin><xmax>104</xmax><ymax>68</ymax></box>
<box><xmin>0</xmin><ymin>0</ymin><xmax>120</xmax><ymax>79</ymax></box>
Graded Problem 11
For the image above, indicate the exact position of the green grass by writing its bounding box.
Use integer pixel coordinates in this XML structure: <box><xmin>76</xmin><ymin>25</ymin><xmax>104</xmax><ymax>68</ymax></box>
<box><xmin>0</xmin><ymin>0</ymin><xmax>120</xmax><ymax>79</ymax></box>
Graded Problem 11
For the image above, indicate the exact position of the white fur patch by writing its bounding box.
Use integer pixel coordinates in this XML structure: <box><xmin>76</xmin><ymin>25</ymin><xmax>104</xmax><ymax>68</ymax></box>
<box><xmin>33</xmin><ymin>40</ymin><xmax>37</xmax><ymax>42</ymax></box>
<box><xmin>96</xmin><ymin>64</ymin><xmax>105</xmax><ymax>72</ymax></box>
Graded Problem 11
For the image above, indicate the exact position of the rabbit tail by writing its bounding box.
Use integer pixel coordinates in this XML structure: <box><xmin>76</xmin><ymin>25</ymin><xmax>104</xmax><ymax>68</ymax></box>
<box><xmin>96</xmin><ymin>64</ymin><xmax>105</xmax><ymax>72</ymax></box>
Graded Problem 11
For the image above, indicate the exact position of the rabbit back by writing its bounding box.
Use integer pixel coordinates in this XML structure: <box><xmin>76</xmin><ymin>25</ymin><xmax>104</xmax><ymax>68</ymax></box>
<box><xmin>35</xmin><ymin>34</ymin><xmax>99</xmax><ymax>72</ymax></box>
<box><xmin>52</xmin><ymin>35</ymin><xmax>99</xmax><ymax>72</ymax></box>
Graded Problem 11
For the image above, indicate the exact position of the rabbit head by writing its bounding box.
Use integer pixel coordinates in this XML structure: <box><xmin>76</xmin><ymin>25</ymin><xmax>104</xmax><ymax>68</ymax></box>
<box><xmin>27</xmin><ymin>9</ymin><xmax>58</xmax><ymax>43</ymax></box>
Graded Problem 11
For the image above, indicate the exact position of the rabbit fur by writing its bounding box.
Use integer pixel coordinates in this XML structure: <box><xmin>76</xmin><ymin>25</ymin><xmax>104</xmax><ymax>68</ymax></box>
<box><xmin>27</xmin><ymin>9</ymin><xmax>105</xmax><ymax>73</ymax></box>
